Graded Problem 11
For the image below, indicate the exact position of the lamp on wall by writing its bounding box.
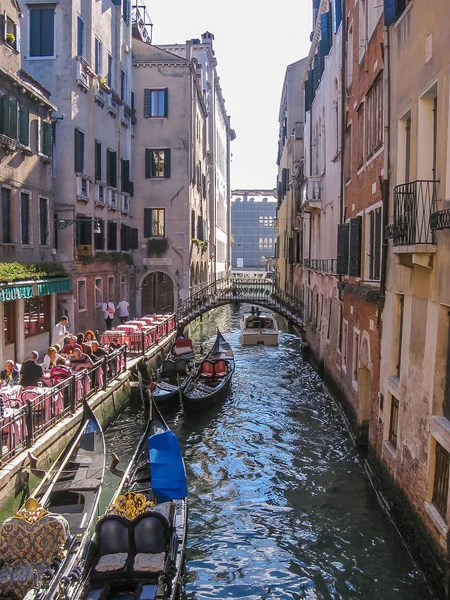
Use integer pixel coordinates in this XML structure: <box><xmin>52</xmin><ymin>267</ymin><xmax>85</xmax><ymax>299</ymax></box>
<box><xmin>55</xmin><ymin>218</ymin><xmax>102</xmax><ymax>234</ymax></box>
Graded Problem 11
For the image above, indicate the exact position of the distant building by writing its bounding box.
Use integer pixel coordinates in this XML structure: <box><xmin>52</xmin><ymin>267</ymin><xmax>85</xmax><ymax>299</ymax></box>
<box><xmin>231</xmin><ymin>195</ymin><xmax>276</xmax><ymax>270</ymax></box>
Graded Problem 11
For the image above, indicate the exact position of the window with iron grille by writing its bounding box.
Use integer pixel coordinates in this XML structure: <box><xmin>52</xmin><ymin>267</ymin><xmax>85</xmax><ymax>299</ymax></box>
<box><xmin>388</xmin><ymin>396</ymin><xmax>399</xmax><ymax>448</ymax></box>
<box><xmin>432</xmin><ymin>442</ymin><xmax>449</xmax><ymax>521</ymax></box>
<box><xmin>366</xmin><ymin>75</ymin><xmax>383</xmax><ymax>158</ymax></box>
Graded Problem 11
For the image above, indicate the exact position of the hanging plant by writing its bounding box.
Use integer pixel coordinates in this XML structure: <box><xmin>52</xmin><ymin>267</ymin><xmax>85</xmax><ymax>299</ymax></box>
<box><xmin>192</xmin><ymin>237</ymin><xmax>206</xmax><ymax>249</ymax></box>
<box><xmin>147</xmin><ymin>238</ymin><xmax>169</xmax><ymax>257</ymax></box>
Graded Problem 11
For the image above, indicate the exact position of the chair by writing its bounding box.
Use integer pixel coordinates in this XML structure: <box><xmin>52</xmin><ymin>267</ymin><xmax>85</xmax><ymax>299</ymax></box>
<box><xmin>200</xmin><ymin>360</ymin><xmax>214</xmax><ymax>378</ymax></box>
<box><xmin>214</xmin><ymin>360</ymin><xmax>228</xmax><ymax>377</ymax></box>
<box><xmin>132</xmin><ymin>513</ymin><xmax>170</xmax><ymax>577</ymax></box>
<box><xmin>92</xmin><ymin>516</ymin><xmax>131</xmax><ymax>581</ymax></box>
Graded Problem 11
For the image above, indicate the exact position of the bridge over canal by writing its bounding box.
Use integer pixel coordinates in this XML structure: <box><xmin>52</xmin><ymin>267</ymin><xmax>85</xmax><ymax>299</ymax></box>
<box><xmin>176</xmin><ymin>277</ymin><xmax>304</xmax><ymax>330</ymax></box>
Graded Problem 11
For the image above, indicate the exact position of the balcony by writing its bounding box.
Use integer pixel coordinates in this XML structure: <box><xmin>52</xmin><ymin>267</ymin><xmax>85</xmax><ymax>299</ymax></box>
<box><xmin>301</xmin><ymin>258</ymin><xmax>336</xmax><ymax>274</ymax></box>
<box><xmin>392</xmin><ymin>180</ymin><xmax>438</xmax><ymax>268</ymax></box>
<box><xmin>95</xmin><ymin>183</ymin><xmax>106</xmax><ymax>205</ymax></box>
<box><xmin>76</xmin><ymin>175</ymin><xmax>90</xmax><ymax>201</ymax></box>
<box><xmin>108</xmin><ymin>188</ymin><xmax>118</xmax><ymax>209</ymax></box>
<box><xmin>132</xmin><ymin>1</ymin><xmax>153</xmax><ymax>43</ymax></box>
<box><xmin>121</xmin><ymin>193</ymin><xmax>130</xmax><ymax>213</ymax></box>
<box><xmin>301</xmin><ymin>176</ymin><xmax>322</xmax><ymax>212</ymax></box>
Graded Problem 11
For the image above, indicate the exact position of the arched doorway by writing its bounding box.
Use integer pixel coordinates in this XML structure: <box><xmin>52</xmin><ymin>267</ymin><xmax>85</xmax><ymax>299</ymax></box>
<box><xmin>142</xmin><ymin>271</ymin><xmax>174</xmax><ymax>315</ymax></box>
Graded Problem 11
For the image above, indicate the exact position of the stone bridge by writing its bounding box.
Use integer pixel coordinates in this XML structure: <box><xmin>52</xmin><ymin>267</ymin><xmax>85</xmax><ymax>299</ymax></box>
<box><xmin>177</xmin><ymin>278</ymin><xmax>304</xmax><ymax>330</ymax></box>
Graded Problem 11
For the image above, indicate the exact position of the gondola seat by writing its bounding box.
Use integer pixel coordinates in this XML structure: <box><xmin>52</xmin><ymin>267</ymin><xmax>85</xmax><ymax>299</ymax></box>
<box><xmin>214</xmin><ymin>360</ymin><xmax>228</xmax><ymax>377</ymax></box>
<box><xmin>200</xmin><ymin>360</ymin><xmax>215</xmax><ymax>378</ymax></box>
<box><xmin>175</xmin><ymin>359</ymin><xmax>188</xmax><ymax>375</ymax></box>
<box><xmin>92</xmin><ymin>516</ymin><xmax>131</xmax><ymax>581</ymax></box>
<box><xmin>132</xmin><ymin>513</ymin><xmax>170</xmax><ymax>578</ymax></box>
<box><xmin>160</xmin><ymin>361</ymin><xmax>176</xmax><ymax>378</ymax></box>
<box><xmin>0</xmin><ymin>509</ymin><xmax>70</xmax><ymax>600</ymax></box>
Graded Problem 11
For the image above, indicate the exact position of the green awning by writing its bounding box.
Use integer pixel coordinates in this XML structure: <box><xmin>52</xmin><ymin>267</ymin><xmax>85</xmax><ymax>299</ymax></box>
<box><xmin>0</xmin><ymin>277</ymin><xmax>71</xmax><ymax>301</ymax></box>
<box><xmin>37</xmin><ymin>278</ymin><xmax>72</xmax><ymax>295</ymax></box>
<box><xmin>0</xmin><ymin>284</ymin><xmax>34</xmax><ymax>302</ymax></box>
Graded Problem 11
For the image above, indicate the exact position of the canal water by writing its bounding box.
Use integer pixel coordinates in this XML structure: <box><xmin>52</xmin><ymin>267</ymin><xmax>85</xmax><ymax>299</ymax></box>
<box><xmin>102</xmin><ymin>304</ymin><xmax>431</xmax><ymax>600</ymax></box>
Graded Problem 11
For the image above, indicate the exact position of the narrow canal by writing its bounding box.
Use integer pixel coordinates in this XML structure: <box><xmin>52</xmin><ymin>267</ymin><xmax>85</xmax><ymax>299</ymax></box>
<box><xmin>102</xmin><ymin>305</ymin><xmax>431</xmax><ymax>599</ymax></box>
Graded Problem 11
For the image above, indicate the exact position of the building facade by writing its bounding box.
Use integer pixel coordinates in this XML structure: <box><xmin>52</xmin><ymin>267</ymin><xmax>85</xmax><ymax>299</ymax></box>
<box><xmin>231</xmin><ymin>194</ymin><xmax>276</xmax><ymax>270</ymax></box>
<box><xmin>20</xmin><ymin>0</ymin><xmax>137</xmax><ymax>333</ymax></box>
<box><xmin>131</xmin><ymin>40</ymin><xmax>209</xmax><ymax>313</ymax></box>
<box><xmin>0</xmin><ymin>1</ymin><xmax>72</xmax><ymax>364</ymax></box>
<box><xmin>275</xmin><ymin>58</ymin><xmax>306</xmax><ymax>297</ymax></box>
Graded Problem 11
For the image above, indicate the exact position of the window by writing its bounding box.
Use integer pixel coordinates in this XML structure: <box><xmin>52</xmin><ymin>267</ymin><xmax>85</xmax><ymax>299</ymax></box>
<box><xmin>39</xmin><ymin>197</ymin><xmax>49</xmax><ymax>245</ymax></box>
<box><xmin>107</xmin><ymin>149</ymin><xmax>117</xmax><ymax>187</ymax></box>
<box><xmin>39</xmin><ymin>120</ymin><xmax>53</xmax><ymax>157</ymax></box>
<box><xmin>24</xmin><ymin>296</ymin><xmax>49</xmax><ymax>335</ymax></box>
<box><xmin>93</xmin><ymin>140</ymin><xmax>102</xmax><ymax>182</ymax></box>
<box><xmin>347</xmin><ymin>22</ymin><xmax>353</xmax><ymax>87</ymax></box>
<box><xmin>18</xmin><ymin>106</ymin><xmax>29</xmax><ymax>146</ymax></box>
<box><xmin>367</xmin><ymin>0</ymin><xmax>383</xmax><ymax>39</ymax></box>
<box><xmin>77</xmin><ymin>280</ymin><xmax>87</xmax><ymax>312</ymax></box>
<box><xmin>2</xmin><ymin>187</ymin><xmax>12</xmax><ymax>243</ymax></box>
<box><xmin>95</xmin><ymin>37</ymin><xmax>103</xmax><ymax>76</ymax></box>
<box><xmin>349</xmin><ymin>217</ymin><xmax>362</xmax><ymax>277</ymax></box>
<box><xmin>143</xmin><ymin>89</ymin><xmax>168</xmax><ymax>118</ymax></box>
<box><xmin>75</xmin><ymin>215</ymin><xmax>92</xmax><ymax>247</ymax></box>
<box><xmin>352</xmin><ymin>330</ymin><xmax>360</xmax><ymax>382</ymax></box>
<box><xmin>259</xmin><ymin>237</ymin><xmax>263</xmax><ymax>249</ymax></box>
<box><xmin>74</xmin><ymin>128</ymin><xmax>85</xmax><ymax>173</ymax></box>
<box><xmin>432</xmin><ymin>442</ymin><xmax>449</xmax><ymax>521</ymax></box>
<box><xmin>358</xmin><ymin>0</ymin><xmax>366</xmax><ymax>62</ymax></box>
<box><xmin>344</xmin><ymin>124</ymin><xmax>352</xmax><ymax>182</ymax></box>
<box><xmin>121</xmin><ymin>69</ymin><xmax>126</xmax><ymax>102</ymax></box>
<box><xmin>107</xmin><ymin>54</ymin><xmax>113</xmax><ymax>88</ymax></box>
<box><xmin>4</xmin><ymin>14</ymin><xmax>20</xmax><ymax>52</ymax></box>
<box><xmin>0</xmin><ymin>96</ymin><xmax>18</xmax><ymax>139</ymax></box>
<box><xmin>122</xmin><ymin>0</ymin><xmax>130</xmax><ymax>25</ymax></box>
<box><xmin>366</xmin><ymin>76</ymin><xmax>383</xmax><ymax>157</ymax></box>
<box><xmin>94</xmin><ymin>218</ymin><xmax>105</xmax><ymax>251</ymax></box>
<box><xmin>108</xmin><ymin>276</ymin><xmax>114</xmax><ymax>299</ymax></box>
<box><xmin>144</xmin><ymin>208</ymin><xmax>165</xmax><ymax>238</ymax></box>
<box><xmin>357</xmin><ymin>104</ymin><xmax>364</xmax><ymax>167</ymax></box>
<box><xmin>145</xmin><ymin>149</ymin><xmax>171</xmax><ymax>178</ymax></box>
<box><xmin>120</xmin><ymin>275</ymin><xmax>127</xmax><ymax>300</ymax></box>
<box><xmin>395</xmin><ymin>294</ymin><xmax>405</xmax><ymax>378</ymax></box>
<box><xmin>368</xmin><ymin>206</ymin><xmax>382</xmax><ymax>280</ymax></box>
<box><xmin>388</xmin><ymin>395</ymin><xmax>399</xmax><ymax>448</ymax></box>
<box><xmin>107</xmin><ymin>221</ymin><xmax>117</xmax><ymax>250</ymax></box>
<box><xmin>342</xmin><ymin>320</ymin><xmax>348</xmax><ymax>366</ymax></box>
<box><xmin>21</xmin><ymin>192</ymin><xmax>31</xmax><ymax>245</ymax></box>
<box><xmin>4</xmin><ymin>301</ymin><xmax>15</xmax><ymax>344</ymax></box>
<box><xmin>29</xmin><ymin>7</ymin><xmax>54</xmax><ymax>57</ymax></box>
<box><xmin>94</xmin><ymin>277</ymin><xmax>103</xmax><ymax>307</ymax></box>
<box><xmin>77</xmin><ymin>16</ymin><xmax>84</xmax><ymax>57</ymax></box>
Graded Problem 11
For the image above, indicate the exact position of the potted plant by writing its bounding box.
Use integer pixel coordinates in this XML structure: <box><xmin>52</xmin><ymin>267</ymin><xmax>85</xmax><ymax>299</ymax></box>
<box><xmin>6</xmin><ymin>33</ymin><xmax>15</xmax><ymax>46</ymax></box>
<box><xmin>147</xmin><ymin>238</ymin><xmax>169</xmax><ymax>257</ymax></box>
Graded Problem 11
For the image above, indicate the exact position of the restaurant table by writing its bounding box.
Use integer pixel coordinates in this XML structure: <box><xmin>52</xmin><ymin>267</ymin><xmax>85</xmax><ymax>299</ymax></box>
<box><xmin>20</xmin><ymin>386</ymin><xmax>64</xmax><ymax>422</ymax></box>
<box><xmin>1</xmin><ymin>405</ymin><xmax>26</xmax><ymax>452</ymax></box>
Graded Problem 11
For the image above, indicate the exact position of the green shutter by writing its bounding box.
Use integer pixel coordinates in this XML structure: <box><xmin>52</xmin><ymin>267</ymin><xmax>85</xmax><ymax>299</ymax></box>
<box><xmin>43</xmin><ymin>122</ymin><xmax>52</xmax><ymax>156</ymax></box>
<box><xmin>145</xmin><ymin>148</ymin><xmax>151</xmax><ymax>178</ymax></box>
<box><xmin>0</xmin><ymin>96</ymin><xmax>9</xmax><ymax>135</ymax></box>
<box><xmin>349</xmin><ymin>217</ymin><xmax>362</xmax><ymax>277</ymax></box>
<box><xmin>74</xmin><ymin>128</ymin><xmax>84</xmax><ymax>172</ymax></box>
<box><xmin>144</xmin><ymin>208</ymin><xmax>152</xmax><ymax>238</ymax></box>
<box><xmin>164</xmin><ymin>148</ymin><xmax>171</xmax><ymax>178</ymax></box>
<box><xmin>8</xmin><ymin>98</ymin><xmax>17</xmax><ymax>139</ymax></box>
<box><xmin>95</xmin><ymin>140</ymin><xmax>102</xmax><ymax>181</ymax></box>
<box><xmin>18</xmin><ymin>106</ymin><xmax>29</xmax><ymax>146</ymax></box>
<box><xmin>130</xmin><ymin>227</ymin><xmax>138</xmax><ymax>249</ymax></box>
<box><xmin>164</xmin><ymin>88</ymin><xmax>169</xmax><ymax>117</ymax></box>
<box><xmin>121</xmin><ymin>158</ymin><xmax>130</xmax><ymax>191</ymax></box>
<box><xmin>111</xmin><ymin>151</ymin><xmax>117</xmax><ymax>187</ymax></box>
<box><xmin>336</xmin><ymin>223</ymin><xmax>349</xmax><ymax>274</ymax></box>
<box><xmin>144</xmin><ymin>89</ymin><xmax>151</xmax><ymax>118</ymax></box>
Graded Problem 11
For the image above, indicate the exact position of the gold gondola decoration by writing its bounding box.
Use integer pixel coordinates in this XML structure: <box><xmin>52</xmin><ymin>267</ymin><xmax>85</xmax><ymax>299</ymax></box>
<box><xmin>107</xmin><ymin>491</ymin><xmax>155</xmax><ymax>520</ymax></box>
<box><xmin>11</xmin><ymin>498</ymin><xmax>50</xmax><ymax>524</ymax></box>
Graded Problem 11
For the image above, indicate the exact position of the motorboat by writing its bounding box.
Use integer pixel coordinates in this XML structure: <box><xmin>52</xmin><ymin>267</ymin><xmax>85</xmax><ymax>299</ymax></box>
<box><xmin>240</xmin><ymin>308</ymin><xmax>279</xmax><ymax>346</ymax></box>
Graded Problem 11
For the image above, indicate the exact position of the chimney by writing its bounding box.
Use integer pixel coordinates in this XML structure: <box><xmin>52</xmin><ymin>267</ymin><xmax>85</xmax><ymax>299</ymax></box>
<box><xmin>185</xmin><ymin>39</ymin><xmax>193</xmax><ymax>61</ymax></box>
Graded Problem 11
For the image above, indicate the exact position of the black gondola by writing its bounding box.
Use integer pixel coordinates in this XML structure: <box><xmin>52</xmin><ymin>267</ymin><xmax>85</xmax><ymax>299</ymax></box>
<box><xmin>150</xmin><ymin>337</ymin><xmax>195</xmax><ymax>408</ymax></box>
<box><xmin>182</xmin><ymin>329</ymin><xmax>235</xmax><ymax>412</ymax></box>
<box><xmin>75</xmin><ymin>377</ymin><xmax>188</xmax><ymax>600</ymax></box>
<box><xmin>0</xmin><ymin>400</ymin><xmax>105</xmax><ymax>600</ymax></box>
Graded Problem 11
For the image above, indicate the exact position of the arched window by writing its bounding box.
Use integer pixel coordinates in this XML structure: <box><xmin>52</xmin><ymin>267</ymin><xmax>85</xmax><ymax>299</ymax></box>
<box><xmin>263</xmin><ymin>238</ymin><xmax>268</xmax><ymax>248</ymax></box>
<box><xmin>264</xmin><ymin>216</ymin><xmax>269</xmax><ymax>226</ymax></box>
<box><xmin>268</xmin><ymin>238</ymin><xmax>273</xmax><ymax>248</ymax></box>
<box><xmin>259</xmin><ymin>216</ymin><xmax>263</xmax><ymax>224</ymax></box>
<box><xmin>259</xmin><ymin>237</ymin><xmax>263</xmax><ymax>248</ymax></box>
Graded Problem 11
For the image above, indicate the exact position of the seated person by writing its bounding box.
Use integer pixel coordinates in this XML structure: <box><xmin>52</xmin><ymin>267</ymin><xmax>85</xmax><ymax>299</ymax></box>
<box><xmin>91</xmin><ymin>341</ymin><xmax>108</xmax><ymax>360</ymax></box>
<box><xmin>50</xmin><ymin>357</ymin><xmax>73</xmax><ymax>384</ymax></box>
<box><xmin>109</xmin><ymin>337</ymin><xmax>122</xmax><ymax>352</ymax></box>
<box><xmin>1</xmin><ymin>359</ymin><xmax>20</xmax><ymax>385</ymax></box>
<box><xmin>53</xmin><ymin>343</ymin><xmax>62</xmax><ymax>354</ymax></box>
<box><xmin>20</xmin><ymin>351</ymin><xmax>44</xmax><ymax>387</ymax></box>
<box><xmin>84</xmin><ymin>329</ymin><xmax>97</xmax><ymax>343</ymax></box>
<box><xmin>63</xmin><ymin>336</ymin><xmax>83</xmax><ymax>356</ymax></box>
<box><xmin>69</xmin><ymin>347</ymin><xmax>94</xmax><ymax>371</ymax></box>
<box><xmin>43</xmin><ymin>346</ymin><xmax>62</xmax><ymax>371</ymax></box>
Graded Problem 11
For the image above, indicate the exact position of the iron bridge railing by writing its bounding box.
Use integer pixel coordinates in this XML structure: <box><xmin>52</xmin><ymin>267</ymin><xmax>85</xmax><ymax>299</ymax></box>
<box><xmin>177</xmin><ymin>277</ymin><xmax>304</xmax><ymax>327</ymax></box>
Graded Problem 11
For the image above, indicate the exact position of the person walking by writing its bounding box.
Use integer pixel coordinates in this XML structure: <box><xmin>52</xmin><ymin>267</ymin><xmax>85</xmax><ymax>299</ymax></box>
<box><xmin>102</xmin><ymin>297</ymin><xmax>115</xmax><ymax>330</ymax></box>
<box><xmin>116</xmin><ymin>298</ymin><xmax>130</xmax><ymax>324</ymax></box>
<box><xmin>51</xmin><ymin>316</ymin><xmax>69</xmax><ymax>347</ymax></box>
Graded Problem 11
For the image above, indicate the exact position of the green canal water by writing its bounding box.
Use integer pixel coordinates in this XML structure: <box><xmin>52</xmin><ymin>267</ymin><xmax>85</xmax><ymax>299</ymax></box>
<box><xmin>101</xmin><ymin>304</ymin><xmax>431</xmax><ymax>600</ymax></box>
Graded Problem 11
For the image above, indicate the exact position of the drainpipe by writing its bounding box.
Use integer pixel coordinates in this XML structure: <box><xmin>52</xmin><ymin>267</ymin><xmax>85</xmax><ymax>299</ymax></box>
<box><xmin>338</xmin><ymin>0</ymin><xmax>346</xmax><ymax>302</ymax></box>
<box><xmin>378</xmin><ymin>24</ymin><xmax>391</xmax><ymax>327</ymax></box>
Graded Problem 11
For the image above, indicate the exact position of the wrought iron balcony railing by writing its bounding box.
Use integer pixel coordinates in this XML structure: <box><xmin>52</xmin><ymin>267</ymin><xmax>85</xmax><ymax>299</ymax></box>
<box><xmin>301</xmin><ymin>258</ymin><xmax>337</xmax><ymax>273</ymax></box>
<box><xmin>393</xmin><ymin>180</ymin><xmax>438</xmax><ymax>246</ymax></box>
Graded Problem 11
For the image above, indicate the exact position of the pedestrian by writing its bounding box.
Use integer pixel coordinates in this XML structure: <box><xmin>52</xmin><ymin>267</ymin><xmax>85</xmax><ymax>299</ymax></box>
<box><xmin>51</xmin><ymin>316</ymin><xmax>69</xmax><ymax>348</ymax></box>
<box><xmin>20</xmin><ymin>351</ymin><xmax>44</xmax><ymax>387</ymax></box>
<box><xmin>116</xmin><ymin>298</ymin><xmax>130</xmax><ymax>324</ymax></box>
<box><xmin>102</xmin><ymin>297</ymin><xmax>115</xmax><ymax>330</ymax></box>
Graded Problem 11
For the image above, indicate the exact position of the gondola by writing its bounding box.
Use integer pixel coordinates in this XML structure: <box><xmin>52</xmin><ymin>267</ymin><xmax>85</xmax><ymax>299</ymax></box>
<box><xmin>0</xmin><ymin>400</ymin><xmax>105</xmax><ymax>600</ymax></box>
<box><xmin>74</xmin><ymin>375</ymin><xmax>188</xmax><ymax>600</ymax></box>
<box><xmin>150</xmin><ymin>337</ymin><xmax>195</xmax><ymax>408</ymax></box>
<box><xmin>182</xmin><ymin>329</ymin><xmax>235</xmax><ymax>412</ymax></box>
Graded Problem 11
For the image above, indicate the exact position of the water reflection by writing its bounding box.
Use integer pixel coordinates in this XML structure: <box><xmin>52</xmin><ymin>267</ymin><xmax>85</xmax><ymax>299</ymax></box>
<box><xmin>103</xmin><ymin>304</ymin><xmax>430</xmax><ymax>600</ymax></box>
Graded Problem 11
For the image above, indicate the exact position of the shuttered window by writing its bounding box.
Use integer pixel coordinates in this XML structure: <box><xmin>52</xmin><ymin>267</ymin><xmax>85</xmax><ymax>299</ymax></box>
<box><xmin>95</xmin><ymin>140</ymin><xmax>102</xmax><ymax>181</ymax></box>
<box><xmin>74</xmin><ymin>128</ymin><xmax>85</xmax><ymax>173</ymax></box>
<box><xmin>368</xmin><ymin>207</ymin><xmax>382</xmax><ymax>280</ymax></box>
<box><xmin>21</xmin><ymin>192</ymin><xmax>30</xmax><ymax>244</ymax></box>
<box><xmin>107</xmin><ymin>149</ymin><xmax>117</xmax><ymax>187</ymax></box>
<box><xmin>332</xmin><ymin>0</ymin><xmax>342</xmax><ymax>32</ymax></box>
<box><xmin>145</xmin><ymin>149</ymin><xmax>171</xmax><ymax>178</ymax></box>
<box><xmin>305</xmin><ymin>72</ymin><xmax>314</xmax><ymax>113</ymax></box>
<box><xmin>40</xmin><ymin>121</ymin><xmax>52</xmax><ymax>157</ymax></box>
<box><xmin>144</xmin><ymin>208</ymin><xmax>165</xmax><ymax>238</ymax></box>
<box><xmin>130</xmin><ymin>227</ymin><xmax>138</xmax><ymax>249</ymax></box>
<box><xmin>2</xmin><ymin>187</ymin><xmax>12</xmax><ymax>243</ymax></box>
<box><xmin>29</xmin><ymin>7</ymin><xmax>54</xmax><ymax>57</ymax></box>
<box><xmin>94</xmin><ymin>218</ymin><xmax>105</xmax><ymax>251</ymax></box>
<box><xmin>39</xmin><ymin>197</ymin><xmax>49</xmax><ymax>245</ymax></box>
<box><xmin>349</xmin><ymin>216</ymin><xmax>362</xmax><ymax>277</ymax></box>
<box><xmin>143</xmin><ymin>88</ymin><xmax>168</xmax><ymax>118</ymax></box>
<box><xmin>122</xmin><ymin>0</ymin><xmax>130</xmax><ymax>25</ymax></box>
<box><xmin>320</xmin><ymin>12</ymin><xmax>332</xmax><ymax>56</ymax></box>
<box><xmin>75</xmin><ymin>214</ymin><xmax>92</xmax><ymax>246</ymax></box>
<box><xmin>18</xmin><ymin>106</ymin><xmax>29</xmax><ymax>146</ymax></box>
<box><xmin>121</xmin><ymin>158</ymin><xmax>130</xmax><ymax>192</ymax></box>
<box><xmin>336</xmin><ymin>223</ymin><xmax>349</xmax><ymax>274</ymax></box>
<box><xmin>384</xmin><ymin>0</ymin><xmax>409</xmax><ymax>25</ymax></box>
<box><xmin>77</xmin><ymin>16</ymin><xmax>84</xmax><ymax>57</ymax></box>
<box><xmin>107</xmin><ymin>221</ymin><xmax>117</xmax><ymax>250</ymax></box>
<box><xmin>0</xmin><ymin>97</ymin><xmax>18</xmax><ymax>139</ymax></box>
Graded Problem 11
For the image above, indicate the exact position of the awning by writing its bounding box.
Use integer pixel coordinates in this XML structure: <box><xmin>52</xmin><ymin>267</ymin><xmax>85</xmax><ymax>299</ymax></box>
<box><xmin>0</xmin><ymin>277</ymin><xmax>71</xmax><ymax>301</ymax></box>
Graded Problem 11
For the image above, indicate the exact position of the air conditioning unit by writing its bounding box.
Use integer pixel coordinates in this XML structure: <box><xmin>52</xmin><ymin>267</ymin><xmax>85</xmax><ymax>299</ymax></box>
<box><xmin>76</xmin><ymin>62</ymin><xmax>89</xmax><ymax>90</ymax></box>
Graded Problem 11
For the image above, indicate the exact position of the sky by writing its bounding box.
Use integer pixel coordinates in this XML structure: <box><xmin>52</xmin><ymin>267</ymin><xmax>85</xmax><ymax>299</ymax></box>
<box><xmin>149</xmin><ymin>0</ymin><xmax>313</xmax><ymax>191</ymax></box>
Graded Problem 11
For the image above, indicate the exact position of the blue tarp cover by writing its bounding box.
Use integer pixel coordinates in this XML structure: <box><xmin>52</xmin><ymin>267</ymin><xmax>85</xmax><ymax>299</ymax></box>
<box><xmin>149</xmin><ymin>430</ymin><xmax>187</xmax><ymax>503</ymax></box>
